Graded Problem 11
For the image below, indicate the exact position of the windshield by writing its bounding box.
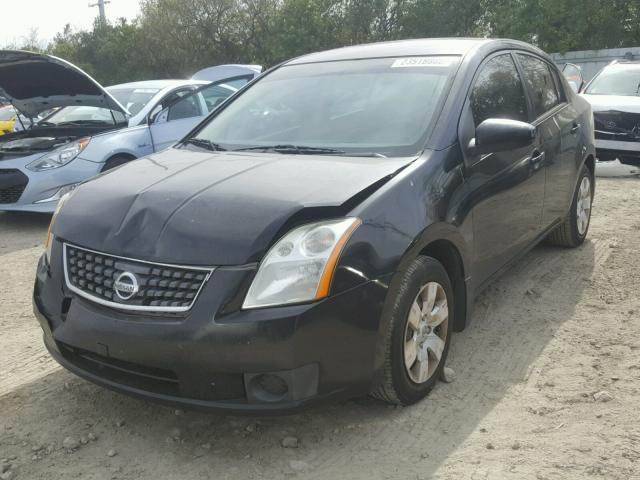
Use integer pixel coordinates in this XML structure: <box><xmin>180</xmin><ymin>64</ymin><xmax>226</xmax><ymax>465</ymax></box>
<box><xmin>106</xmin><ymin>87</ymin><xmax>160</xmax><ymax>115</ymax></box>
<box><xmin>585</xmin><ymin>64</ymin><xmax>640</xmax><ymax>96</ymax></box>
<box><xmin>189</xmin><ymin>56</ymin><xmax>459</xmax><ymax>156</ymax></box>
<box><xmin>0</xmin><ymin>107</ymin><xmax>15</xmax><ymax>121</ymax></box>
<box><xmin>42</xmin><ymin>106</ymin><xmax>126</xmax><ymax>126</ymax></box>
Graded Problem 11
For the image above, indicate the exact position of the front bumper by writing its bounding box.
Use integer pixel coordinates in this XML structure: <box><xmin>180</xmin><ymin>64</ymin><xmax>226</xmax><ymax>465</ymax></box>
<box><xmin>0</xmin><ymin>158</ymin><xmax>101</xmax><ymax>213</ymax></box>
<box><xmin>595</xmin><ymin>138</ymin><xmax>640</xmax><ymax>167</ymax></box>
<box><xmin>33</xmin><ymin>241</ymin><xmax>390</xmax><ymax>413</ymax></box>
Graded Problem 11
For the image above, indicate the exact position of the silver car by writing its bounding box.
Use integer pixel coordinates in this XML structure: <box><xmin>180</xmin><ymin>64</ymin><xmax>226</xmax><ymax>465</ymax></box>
<box><xmin>0</xmin><ymin>51</ymin><xmax>260</xmax><ymax>212</ymax></box>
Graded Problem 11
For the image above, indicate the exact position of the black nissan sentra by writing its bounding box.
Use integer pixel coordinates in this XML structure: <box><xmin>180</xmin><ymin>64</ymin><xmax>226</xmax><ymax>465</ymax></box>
<box><xmin>33</xmin><ymin>38</ymin><xmax>595</xmax><ymax>412</ymax></box>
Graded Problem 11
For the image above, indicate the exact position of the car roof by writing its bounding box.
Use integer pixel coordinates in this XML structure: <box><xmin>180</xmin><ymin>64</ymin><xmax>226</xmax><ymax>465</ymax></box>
<box><xmin>106</xmin><ymin>79</ymin><xmax>208</xmax><ymax>90</ymax></box>
<box><xmin>285</xmin><ymin>37</ymin><xmax>545</xmax><ymax>65</ymax></box>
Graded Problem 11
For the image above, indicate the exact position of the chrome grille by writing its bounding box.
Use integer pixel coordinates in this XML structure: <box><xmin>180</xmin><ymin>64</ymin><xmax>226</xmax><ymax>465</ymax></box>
<box><xmin>63</xmin><ymin>243</ymin><xmax>213</xmax><ymax>313</ymax></box>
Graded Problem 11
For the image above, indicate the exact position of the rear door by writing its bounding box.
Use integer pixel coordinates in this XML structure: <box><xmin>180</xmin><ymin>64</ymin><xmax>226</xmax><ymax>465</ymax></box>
<box><xmin>148</xmin><ymin>75</ymin><xmax>255</xmax><ymax>152</ymax></box>
<box><xmin>460</xmin><ymin>52</ymin><xmax>546</xmax><ymax>283</ymax></box>
<box><xmin>516</xmin><ymin>53</ymin><xmax>577</xmax><ymax>227</ymax></box>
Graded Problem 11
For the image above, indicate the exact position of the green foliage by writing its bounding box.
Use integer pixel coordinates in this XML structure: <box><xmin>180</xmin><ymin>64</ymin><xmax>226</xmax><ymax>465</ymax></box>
<box><xmin>4</xmin><ymin>0</ymin><xmax>640</xmax><ymax>85</ymax></box>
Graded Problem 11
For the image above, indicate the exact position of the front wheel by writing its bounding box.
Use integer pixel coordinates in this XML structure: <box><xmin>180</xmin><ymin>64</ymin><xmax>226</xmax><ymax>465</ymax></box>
<box><xmin>546</xmin><ymin>164</ymin><xmax>593</xmax><ymax>247</ymax></box>
<box><xmin>371</xmin><ymin>256</ymin><xmax>453</xmax><ymax>405</ymax></box>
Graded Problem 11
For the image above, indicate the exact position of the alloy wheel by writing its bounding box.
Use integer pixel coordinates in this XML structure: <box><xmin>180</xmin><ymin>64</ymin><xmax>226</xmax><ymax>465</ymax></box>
<box><xmin>403</xmin><ymin>282</ymin><xmax>449</xmax><ymax>384</ymax></box>
<box><xmin>576</xmin><ymin>176</ymin><xmax>592</xmax><ymax>236</ymax></box>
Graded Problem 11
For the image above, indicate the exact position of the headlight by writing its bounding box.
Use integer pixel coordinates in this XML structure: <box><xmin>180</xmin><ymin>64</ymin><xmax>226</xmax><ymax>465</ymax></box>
<box><xmin>243</xmin><ymin>218</ymin><xmax>361</xmax><ymax>309</ymax></box>
<box><xmin>27</xmin><ymin>138</ymin><xmax>90</xmax><ymax>172</ymax></box>
<box><xmin>44</xmin><ymin>190</ymin><xmax>74</xmax><ymax>264</ymax></box>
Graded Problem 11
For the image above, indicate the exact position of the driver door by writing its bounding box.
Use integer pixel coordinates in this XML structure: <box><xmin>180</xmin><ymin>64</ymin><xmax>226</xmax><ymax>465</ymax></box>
<box><xmin>460</xmin><ymin>52</ymin><xmax>546</xmax><ymax>284</ymax></box>
<box><xmin>148</xmin><ymin>75</ymin><xmax>255</xmax><ymax>152</ymax></box>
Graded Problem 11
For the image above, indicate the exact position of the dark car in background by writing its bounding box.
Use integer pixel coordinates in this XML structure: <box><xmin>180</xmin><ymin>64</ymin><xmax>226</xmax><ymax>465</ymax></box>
<box><xmin>34</xmin><ymin>38</ymin><xmax>595</xmax><ymax>413</ymax></box>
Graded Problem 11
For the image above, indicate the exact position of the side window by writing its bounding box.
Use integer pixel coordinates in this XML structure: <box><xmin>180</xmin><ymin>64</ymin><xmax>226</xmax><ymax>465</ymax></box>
<box><xmin>517</xmin><ymin>54</ymin><xmax>561</xmax><ymax>118</ymax></box>
<box><xmin>167</xmin><ymin>91</ymin><xmax>202</xmax><ymax>121</ymax></box>
<box><xmin>471</xmin><ymin>54</ymin><xmax>528</xmax><ymax>127</ymax></box>
<box><xmin>201</xmin><ymin>83</ymin><xmax>244</xmax><ymax>113</ymax></box>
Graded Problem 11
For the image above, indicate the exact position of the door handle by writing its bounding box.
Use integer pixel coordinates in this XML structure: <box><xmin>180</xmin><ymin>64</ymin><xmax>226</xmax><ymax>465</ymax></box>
<box><xmin>530</xmin><ymin>150</ymin><xmax>546</xmax><ymax>167</ymax></box>
<box><xmin>570</xmin><ymin>123</ymin><xmax>581</xmax><ymax>134</ymax></box>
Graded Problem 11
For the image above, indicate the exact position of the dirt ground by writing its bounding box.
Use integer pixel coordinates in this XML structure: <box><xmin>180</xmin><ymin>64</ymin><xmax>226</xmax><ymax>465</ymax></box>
<box><xmin>0</xmin><ymin>178</ymin><xmax>639</xmax><ymax>480</ymax></box>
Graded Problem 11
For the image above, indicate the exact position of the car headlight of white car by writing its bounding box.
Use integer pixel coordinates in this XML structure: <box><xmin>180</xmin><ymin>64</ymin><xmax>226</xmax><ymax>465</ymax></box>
<box><xmin>243</xmin><ymin>217</ymin><xmax>362</xmax><ymax>309</ymax></box>
<box><xmin>27</xmin><ymin>137</ymin><xmax>90</xmax><ymax>172</ymax></box>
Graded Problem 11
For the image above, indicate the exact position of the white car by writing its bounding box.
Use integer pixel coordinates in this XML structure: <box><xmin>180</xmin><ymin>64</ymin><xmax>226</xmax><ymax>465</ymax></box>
<box><xmin>578</xmin><ymin>61</ymin><xmax>640</xmax><ymax>176</ymax></box>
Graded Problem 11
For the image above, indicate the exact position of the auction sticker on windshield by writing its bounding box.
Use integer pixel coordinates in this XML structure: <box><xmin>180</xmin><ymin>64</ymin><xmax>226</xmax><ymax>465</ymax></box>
<box><xmin>391</xmin><ymin>57</ymin><xmax>456</xmax><ymax>68</ymax></box>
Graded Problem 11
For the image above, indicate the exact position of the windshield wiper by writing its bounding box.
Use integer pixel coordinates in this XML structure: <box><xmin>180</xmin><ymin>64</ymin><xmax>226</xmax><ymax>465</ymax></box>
<box><xmin>234</xmin><ymin>144</ymin><xmax>345</xmax><ymax>155</ymax></box>
<box><xmin>183</xmin><ymin>138</ymin><xmax>226</xmax><ymax>151</ymax></box>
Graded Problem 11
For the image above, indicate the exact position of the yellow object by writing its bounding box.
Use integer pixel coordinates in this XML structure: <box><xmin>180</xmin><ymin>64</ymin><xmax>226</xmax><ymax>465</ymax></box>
<box><xmin>0</xmin><ymin>106</ymin><xmax>17</xmax><ymax>135</ymax></box>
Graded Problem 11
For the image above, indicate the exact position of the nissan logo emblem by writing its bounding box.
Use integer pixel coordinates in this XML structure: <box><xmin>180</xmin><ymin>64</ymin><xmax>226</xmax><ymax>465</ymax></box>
<box><xmin>113</xmin><ymin>272</ymin><xmax>139</xmax><ymax>300</ymax></box>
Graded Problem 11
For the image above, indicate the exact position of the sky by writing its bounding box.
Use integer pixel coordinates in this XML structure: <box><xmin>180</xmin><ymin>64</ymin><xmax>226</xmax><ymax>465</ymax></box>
<box><xmin>2</xmin><ymin>0</ymin><xmax>141</xmax><ymax>46</ymax></box>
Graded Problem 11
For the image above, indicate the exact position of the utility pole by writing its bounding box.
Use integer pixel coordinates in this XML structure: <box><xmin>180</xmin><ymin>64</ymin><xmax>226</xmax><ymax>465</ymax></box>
<box><xmin>89</xmin><ymin>0</ymin><xmax>111</xmax><ymax>23</ymax></box>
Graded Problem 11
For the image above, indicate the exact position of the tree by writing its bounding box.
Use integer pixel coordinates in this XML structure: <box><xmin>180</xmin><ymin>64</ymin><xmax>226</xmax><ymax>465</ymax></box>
<box><xmin>4</xmin><ymin>0</ymin><xmax>640</xmax><ymax>85</ymax></box>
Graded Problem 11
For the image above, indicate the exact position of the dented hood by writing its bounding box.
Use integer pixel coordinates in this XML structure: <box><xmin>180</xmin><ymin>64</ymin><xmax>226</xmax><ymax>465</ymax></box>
<box><xmin>54</xmin><ymin>148</ymin><xmax>414</xmax><ymax>266</ymax></box>
<box><xmin>0</xmin><ymin>50</ymin><xmax>127</xmax><ymax>118</ymax></box>
<box><xmin>581</xmin><ymin>93</ymin><xmax>640</xmax><ymax>114</ymax></box>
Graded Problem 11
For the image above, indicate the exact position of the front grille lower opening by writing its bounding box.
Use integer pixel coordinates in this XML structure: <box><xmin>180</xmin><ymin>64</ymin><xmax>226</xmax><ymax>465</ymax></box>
<box><xmin>57</xmin><ymin>343</ymin><xmax>181</xmax><ymax>397</ymax></box>
<box><xmin>0</xmin><ymin>169</ymin><xmax>29</xmax><ymax>204</ymax></box>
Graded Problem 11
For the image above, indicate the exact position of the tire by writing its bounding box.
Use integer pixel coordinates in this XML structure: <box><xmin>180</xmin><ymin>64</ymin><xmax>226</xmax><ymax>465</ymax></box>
<box><xmin>101</xmin><ymin>154</ymin><xmax>135</xmax><ymax>172</ymax></box>
<box><xmin>371</xmin><ymin>256</ymin><xmax>454</xmax><ymax>405</ymax></box>
<box><xmin>546</xmin><ymin>164</ymin><xmax>593</xmax><ymax>247</ymax></box>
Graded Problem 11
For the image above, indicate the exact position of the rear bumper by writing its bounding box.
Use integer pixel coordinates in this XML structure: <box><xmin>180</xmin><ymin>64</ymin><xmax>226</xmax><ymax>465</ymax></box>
<box><xmin>34</xmin><ymin>243</ymin><xmax>390</xmax><ymax>414</ymax></box>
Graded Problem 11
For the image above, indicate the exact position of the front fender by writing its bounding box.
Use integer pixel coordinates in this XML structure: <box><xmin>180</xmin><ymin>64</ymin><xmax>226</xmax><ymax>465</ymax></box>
<box><xmin>78</xmin><ymin>125</ymin><xmax>153</xmax><ymax>163</ymax></box>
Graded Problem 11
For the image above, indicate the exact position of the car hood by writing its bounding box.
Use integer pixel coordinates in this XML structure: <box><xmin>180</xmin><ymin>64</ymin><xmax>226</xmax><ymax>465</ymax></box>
<box><xmin>580</xmin><ymin>93</ymin><xmax>640</xmax><ymax>113</ymax></box>
<box><xmin>54</xmin><ymin>148</ymin><xmax>415</xmax><ymax>266</ymax></box>
<box><xmin>0</xmin><ymin>50</ymin><xmax>127</xmax><ymax>118</ymax></box>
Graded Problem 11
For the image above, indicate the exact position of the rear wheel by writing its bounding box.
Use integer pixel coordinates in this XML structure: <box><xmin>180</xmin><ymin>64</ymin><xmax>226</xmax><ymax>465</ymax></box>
<box><xmin>546</xmin><ymin>164</ymin><xmax>593</xmax><ymax>247</ymax></box>
<box><xmin>372</xmin><ymin>256</ymin><xmax>453</xmax><ymax>405</ymax></box>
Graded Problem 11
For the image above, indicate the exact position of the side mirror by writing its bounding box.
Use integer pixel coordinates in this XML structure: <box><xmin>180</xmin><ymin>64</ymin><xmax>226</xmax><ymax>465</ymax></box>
<box><xmin>562</xmin><ymin>63</ymin><xmax>584</xmax><ymax>94</ymax></box>
<box><xmin>469</xmin><ymin>118</ymin><xmax>535</xmax><ymax>155</ymax></box>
